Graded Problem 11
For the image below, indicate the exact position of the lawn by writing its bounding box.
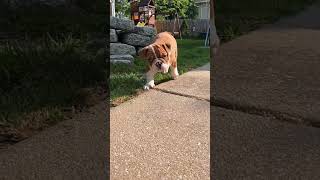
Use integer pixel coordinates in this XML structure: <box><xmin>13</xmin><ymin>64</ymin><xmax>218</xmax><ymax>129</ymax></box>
<box><xmin>110</xmin><ymin>39</ymin><xmax>210</xmax><ymax>105</ymax></box>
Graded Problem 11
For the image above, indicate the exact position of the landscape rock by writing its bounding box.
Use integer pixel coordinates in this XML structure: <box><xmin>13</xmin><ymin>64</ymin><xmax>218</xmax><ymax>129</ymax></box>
<box><xmin>110</xmin><ymin>55</ymin><xmax>134</xmax><ymax>64</ymax></box>
<box><xmin>110</xmin><ymin>16</ymin><xmax>135</xmax><ymax>31</ymax></box>
<box><xmin>116</xmin><ymin>30</ymin><xmax>122</xmax><ymax>35</ymax></box>
<box><xmin>110</xmin><ymin>43</ymin><xmax>136</xmax><ymax>55</ymax></box>
<box><xmin>109</xmin><ymin>18</ymin><xmax>156</xmax><ymax>59</ymax></box>
<box><xmin>121</xmin><ymin>33</ymin><xmax>153</xmax><ymax>47</ymax></box>
<box><xmin>130</xmin><ymin>26</ymin><xmax>157</xmax><ymax>37</ymax></box>
<box><xmin>110</xmin><ymin>29</ymin><xmax>118</xmax><ymax>42</ymax></box>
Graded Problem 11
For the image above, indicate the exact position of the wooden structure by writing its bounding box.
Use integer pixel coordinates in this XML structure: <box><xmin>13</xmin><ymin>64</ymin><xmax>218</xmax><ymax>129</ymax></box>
<box><xmin>156</xmin><ymin>19</ymin><xmax>209</xmax><ymax>36</ymax></box>
<box><xmin>129</xmin><ymin>0</ymin><xmax>156</xmax><ymax>27</ymax></box>
<box><xmin>110</xmin><ymin>0</ymin><xmax>115</xmax><ymax>17</ymax></box>
<box><xmin>172</xmin><ymin>11</ymin><xmax>182</xmax><ymax>39</ymax></box>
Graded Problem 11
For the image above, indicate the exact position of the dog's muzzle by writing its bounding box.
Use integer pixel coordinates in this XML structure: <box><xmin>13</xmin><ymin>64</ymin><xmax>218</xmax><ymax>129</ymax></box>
<box><xmin>155</xmin><ymin>61</ymin><xmax>162</xmax><ymax>69</ymax></box>
<box><xmin>153</xmin><ymin>58</ymin><xmax>169</xmax><ymax>73</ymax></box>
<box><xmin>154</xmin><ymin>58</ymin><xmax>165</xmax><ymax>70</ymax></box>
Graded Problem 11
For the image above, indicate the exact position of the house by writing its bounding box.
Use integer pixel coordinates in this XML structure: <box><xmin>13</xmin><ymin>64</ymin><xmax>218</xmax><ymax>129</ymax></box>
<box><xmin>195</xmin><ymin>0</ymin><xmax>210</xmax><ymax>19</ymax></box>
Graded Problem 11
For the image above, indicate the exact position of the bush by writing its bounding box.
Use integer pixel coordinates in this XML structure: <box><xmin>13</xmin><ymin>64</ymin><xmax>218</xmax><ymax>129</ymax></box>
<box><xmin>0</xmin><ymin>34</ymin><xmax>106</xmax><ymax>124</ymax></box>
<box><xmin>0</xmin><ymin>0</ymin><xmax>107</xmax><ymax>139</ymax></box>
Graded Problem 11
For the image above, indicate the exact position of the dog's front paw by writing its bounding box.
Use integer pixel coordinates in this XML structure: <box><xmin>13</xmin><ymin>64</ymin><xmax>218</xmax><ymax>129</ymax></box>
<box><xmin>172</xmin><ymin>74</ymin><xmax>179</xmax><ymax>80</ymax></box>
<box><xmin>172</xmin><ymin>71</ymin><xmax>179</xmax><ymax>80</ymax></box>
<box><xmin>143</xmin><ymin>85</ymin><xmax>150</xmax><ymax>91</ymax></box>
<box><xmin>143</xmin><ymin>82</ymin><xmax>155</xmax><ymax>91</ymax></box>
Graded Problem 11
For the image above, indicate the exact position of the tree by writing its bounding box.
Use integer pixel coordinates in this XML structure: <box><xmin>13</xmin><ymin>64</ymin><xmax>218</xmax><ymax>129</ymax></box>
<box><xmin>155</xmin><ymin>0</ymin><xmax>198</xmax><ymax>19</ymax></box>
<box><xmin>185</xmin><ymin>0</ymin><xmax>198</xmax><ymax>19</ymax></box>
<box><xmin>113</xmin><ymin>0</ymin><xmax>198</xmax><ymax>20</ymax></box>
<box><xmin>115</xmin><ymin>0</ymin><xmax>130</xmax><ymax>19</ymax></box>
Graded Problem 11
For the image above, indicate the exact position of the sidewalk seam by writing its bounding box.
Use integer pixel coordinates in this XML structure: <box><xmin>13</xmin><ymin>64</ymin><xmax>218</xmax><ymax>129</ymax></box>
<box><xmin>153</xmin><ymin>88</ymin><xmax>210</xmax><ymax>102</ymax></box>
<box><xmin>152</xmin><ymin>89</ymin><xmax>320</xmax><ymax>128</ymax></box>
<box><xmin>212</xmin><ymin>98</ymin><xmax>320</xmax><ymax>128</ymax></box>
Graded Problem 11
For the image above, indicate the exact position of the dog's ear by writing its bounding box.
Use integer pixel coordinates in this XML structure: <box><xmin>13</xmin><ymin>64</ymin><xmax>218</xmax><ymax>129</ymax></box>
<box><xmin>138</xmin><ymin>46</ymin><xmax>150</xmax><ymax>59</ymax></box>
<box><xmin>161</xmin><ymin>43</ymin><xmax>172</xmax><ymax>56</ymax></box>
<box><xmin>138</xmin><ymin>46</ymin><xmax>154</xmax><ymax>66</ymax></box>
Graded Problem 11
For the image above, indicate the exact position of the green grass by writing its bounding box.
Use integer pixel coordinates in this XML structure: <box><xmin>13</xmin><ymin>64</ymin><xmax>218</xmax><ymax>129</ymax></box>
<box><xmin>110</xmin><ymin>39</ymin><xmax>209</xmax><ymax>104</ymax></box>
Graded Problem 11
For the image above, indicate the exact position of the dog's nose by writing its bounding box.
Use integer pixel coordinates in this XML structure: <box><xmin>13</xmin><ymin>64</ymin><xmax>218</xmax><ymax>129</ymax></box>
<box><xmin>155</xmin><ymin>62</ymin><xmax>162</xmax><ymax>69</ymax></box>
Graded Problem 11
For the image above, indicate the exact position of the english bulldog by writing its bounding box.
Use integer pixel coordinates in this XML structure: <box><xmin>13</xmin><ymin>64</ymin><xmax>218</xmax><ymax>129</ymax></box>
<box><xmin>138</xmin><ymin>32</ymin><xmax>179</xmax><ymax>90</ymax></box>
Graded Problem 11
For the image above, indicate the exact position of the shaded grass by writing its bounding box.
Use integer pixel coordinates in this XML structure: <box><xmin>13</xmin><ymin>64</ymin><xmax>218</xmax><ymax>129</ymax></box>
<box><xmin>110</xmin><ymin>39</ymin><xmax>209</xmax><ymax>105</ymax></box>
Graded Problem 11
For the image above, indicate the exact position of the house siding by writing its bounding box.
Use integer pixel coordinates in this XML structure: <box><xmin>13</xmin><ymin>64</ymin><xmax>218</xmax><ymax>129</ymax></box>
<box><xmin>195</xmin><ymin>0</ymin><xmax>210</xmax><ymax>19</ymax></box>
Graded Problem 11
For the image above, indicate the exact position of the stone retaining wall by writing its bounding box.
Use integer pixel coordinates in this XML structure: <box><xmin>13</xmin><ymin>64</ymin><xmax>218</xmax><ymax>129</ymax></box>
<box><xmin>110</xmin><ymin>16</ymin><xmax>156</xmax><ymax>64</ymax></box>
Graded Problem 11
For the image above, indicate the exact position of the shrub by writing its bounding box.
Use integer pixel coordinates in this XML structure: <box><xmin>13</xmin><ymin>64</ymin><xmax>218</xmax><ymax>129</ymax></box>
<box><xmin>0</xmin><ymin>34</ymin><xmax>106</xmax><ymax>123</ymax></box>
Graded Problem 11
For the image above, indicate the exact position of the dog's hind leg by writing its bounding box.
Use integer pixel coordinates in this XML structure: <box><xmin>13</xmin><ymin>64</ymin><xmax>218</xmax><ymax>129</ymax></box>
<box><xmin>170</xmin><ymin>63</ymin><xmax>179</xmax><ymax>80</ymax></box>
<box><xmin>170</xmin><ymin>50</ymin><xmax>179</xmax><ymax>80</ymax></box>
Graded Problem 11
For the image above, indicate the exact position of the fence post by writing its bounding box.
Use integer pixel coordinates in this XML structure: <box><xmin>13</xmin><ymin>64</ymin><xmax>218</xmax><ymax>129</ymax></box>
<box><xmin>210</xmin><ymin>0</ymin><xmax>220</xmax><ymax>56</ymax></box>
<box><xmin>110</xmin><ymin>0</ymin><xmax>115</xmax><ymax>17</ymax></box>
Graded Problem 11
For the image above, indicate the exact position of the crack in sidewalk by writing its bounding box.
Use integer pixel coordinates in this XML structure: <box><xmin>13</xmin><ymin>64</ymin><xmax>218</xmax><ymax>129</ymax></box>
<box><xmin>153</xmin><ymin>88</ymin><xmax>320</xmax><ymax>128</ymax></box>
<box><xmin>153</xmin><ymin>88</ymin><xmax>210</xmax><ymax>102</ymax></box>
<box><xmin>212</xmin><ymin>98</ymin><xmax>320</xmax><ymax>128</ymax></box>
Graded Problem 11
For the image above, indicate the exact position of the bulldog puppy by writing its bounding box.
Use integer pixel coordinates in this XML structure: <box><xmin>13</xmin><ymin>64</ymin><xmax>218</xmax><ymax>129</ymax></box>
<box><xmin>138</xmin><ymin>32</ymin><xmax>179</xmax><ymax>90</ymax></box>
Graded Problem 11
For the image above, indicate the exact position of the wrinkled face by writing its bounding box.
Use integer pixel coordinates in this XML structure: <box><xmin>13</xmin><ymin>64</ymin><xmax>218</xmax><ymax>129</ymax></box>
<box><xmin>138</xmin><ymin>43</ymin><xmax>171</xmax><ymax>73</ymax></box>
<box><xmin>152</xmin><ymin>58</ymin><xmax>170</xmax><ymax>73</ymax></box>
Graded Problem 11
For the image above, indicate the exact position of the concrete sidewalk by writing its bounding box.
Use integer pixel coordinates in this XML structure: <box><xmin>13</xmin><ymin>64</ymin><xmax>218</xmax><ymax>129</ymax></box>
<box><xmin>110</xmin><ymin>65</ymin><xmax>211</xmax><ymax>179</ymax></box>
<box><xmin>212</xmin><ymin>1</ymin><xmax>320</xmax><ymax>179</ymax></box>
<box><xmin>0</xmin><ymin>103</ymin><xmax>108</xmax><ymax>179</ymax></box>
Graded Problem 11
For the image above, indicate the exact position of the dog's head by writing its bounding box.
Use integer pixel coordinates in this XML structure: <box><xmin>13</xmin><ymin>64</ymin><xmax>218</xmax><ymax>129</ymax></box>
<box><xmin>138</xmin><ymin>43</ymin><xmax>172</xmax><ymax>73</ymax></box>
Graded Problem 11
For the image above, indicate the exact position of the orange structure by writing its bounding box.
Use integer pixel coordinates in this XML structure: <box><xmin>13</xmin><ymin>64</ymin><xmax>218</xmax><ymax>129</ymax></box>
<box><xmin>129</xmin><ymin>0</ymin><xmax>156</xmax><ymax>27</ymax></box>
